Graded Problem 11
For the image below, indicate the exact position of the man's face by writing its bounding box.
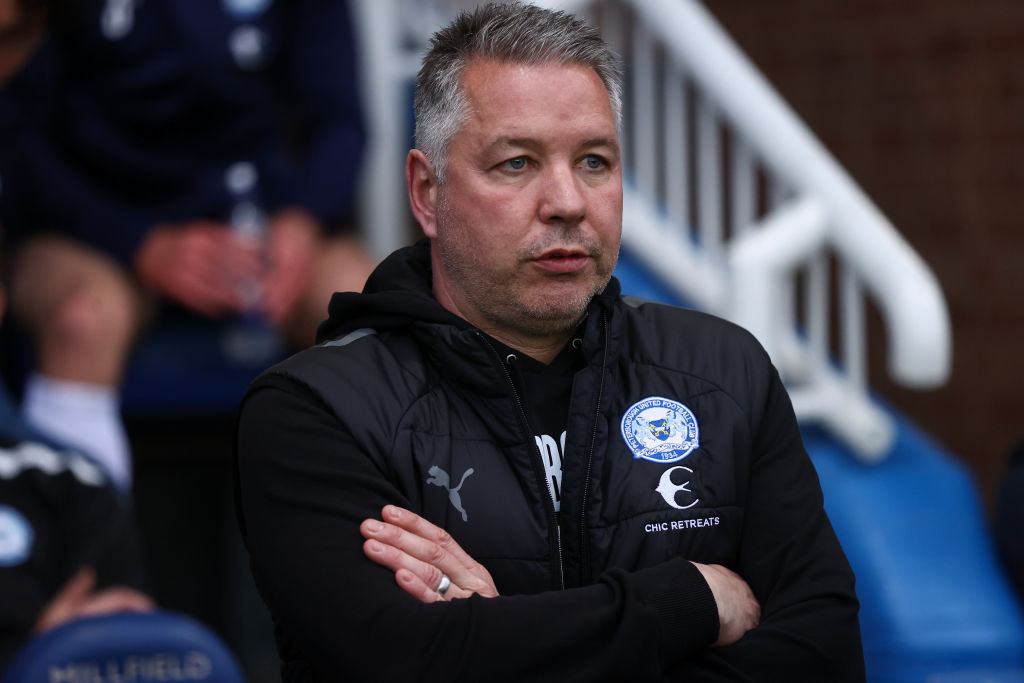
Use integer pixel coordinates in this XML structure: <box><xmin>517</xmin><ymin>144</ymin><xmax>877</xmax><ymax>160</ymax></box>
<box><xmin>425</xmin><ymin>59</ymin><xmax>622</xmax><ymax>343</ymax></box>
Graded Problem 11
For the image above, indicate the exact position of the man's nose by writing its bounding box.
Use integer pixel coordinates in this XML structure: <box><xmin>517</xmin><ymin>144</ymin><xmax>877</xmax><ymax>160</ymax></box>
<box><xmin>538</xmin><ymin>165</ymin><xmax>586</xmax><ymax>226</ymax></box>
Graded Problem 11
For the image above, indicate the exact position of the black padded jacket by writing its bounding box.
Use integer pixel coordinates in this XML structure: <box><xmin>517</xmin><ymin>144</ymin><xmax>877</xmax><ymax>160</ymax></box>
<box><xmin>235</xmin><ymin>241</ymin><xmax>864</xmax><ymax>682</ymax></box>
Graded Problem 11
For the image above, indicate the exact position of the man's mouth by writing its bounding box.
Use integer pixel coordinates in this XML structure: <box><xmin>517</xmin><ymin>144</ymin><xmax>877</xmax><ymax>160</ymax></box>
<box><xmin>532</xmin><ymin>249</ymin><xmax>590</xmax><ymax>272</ymax></box>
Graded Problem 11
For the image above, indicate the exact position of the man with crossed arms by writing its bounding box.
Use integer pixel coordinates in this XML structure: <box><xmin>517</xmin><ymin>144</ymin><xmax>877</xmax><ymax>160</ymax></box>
<box><xmin>236</xmin><ymin>3</ymin><xmax>864</xmax><ymax>680</ymax></box>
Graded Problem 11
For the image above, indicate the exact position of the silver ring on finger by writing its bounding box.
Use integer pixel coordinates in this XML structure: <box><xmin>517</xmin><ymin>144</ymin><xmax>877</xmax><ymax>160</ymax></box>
<box><xmin>436</xmin><ymin>573</ymin><xmax>451</xmax><ymax>596</ymax></box>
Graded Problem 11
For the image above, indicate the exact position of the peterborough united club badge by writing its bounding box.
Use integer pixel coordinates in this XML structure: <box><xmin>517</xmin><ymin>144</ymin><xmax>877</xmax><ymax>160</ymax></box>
<box><xmin>620</xmin><ymin>396</ymin><xmax>699</xmax><ymax>463</ymax></box>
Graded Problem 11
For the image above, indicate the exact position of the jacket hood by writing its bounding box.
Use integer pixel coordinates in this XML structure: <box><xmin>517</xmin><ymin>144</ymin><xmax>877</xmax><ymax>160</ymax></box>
<box><xmin>316</xmin><ymin>238</ymin><xmax>623</xmax><ymax>344</ymax></box>
<box><xmin>316</xmin><ymin>240</ymin><xmax>469</xmax><ymax>343</ymax></box>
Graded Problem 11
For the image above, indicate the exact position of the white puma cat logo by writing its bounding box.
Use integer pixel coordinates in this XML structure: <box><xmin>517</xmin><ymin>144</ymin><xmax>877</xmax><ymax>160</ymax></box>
<box><xmin>426</xmin><ymin>466</ymin><xmax>474</xmax><ymax>522</ymax></box>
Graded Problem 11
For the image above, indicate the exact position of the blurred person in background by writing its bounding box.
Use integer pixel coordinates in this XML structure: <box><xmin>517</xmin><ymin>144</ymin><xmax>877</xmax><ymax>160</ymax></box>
<box><xmin>2</xmin><ymin>16</ymin><xmax>153</xmax><ymax>645</ymax></box>
<box><xmin>0</xmin><ymin>433</ymin><xmax>155</xmax><ymax>670</ymax></box>
<box><xmin>0</xmin><ymin>0</ymin><xmax>374</xmax><ymax>494</ymax></box>
<box><xmin>0</xmin><ymin>267</ymin><xmax>153</xmax><ymax>669</ymax></box>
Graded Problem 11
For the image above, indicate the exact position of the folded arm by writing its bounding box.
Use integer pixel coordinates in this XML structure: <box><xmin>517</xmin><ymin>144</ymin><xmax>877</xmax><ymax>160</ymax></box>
<box><xmin>667</xmin><ymin>369</ymin><xmax>865</xmax><ymax>681</ymax></box>
<box><xmin>236</xmin><ymin>377</ymin><xmax>721</xmax><ymax>683</ymax></box>
<box><xmin>361</xmin><ymin>504</ymin><xmax>759</xmax><ymax>647</ymax></box>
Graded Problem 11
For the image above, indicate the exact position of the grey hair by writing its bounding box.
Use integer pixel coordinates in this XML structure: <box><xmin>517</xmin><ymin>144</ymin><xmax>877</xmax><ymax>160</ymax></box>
<box><xmin>414</xmin><ymin>1</ymin><xmax>623</xmax><ymax>183</ymax></box>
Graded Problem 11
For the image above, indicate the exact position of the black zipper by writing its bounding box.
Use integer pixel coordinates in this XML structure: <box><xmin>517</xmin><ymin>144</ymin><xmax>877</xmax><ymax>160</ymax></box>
<box><xmin>475</xmin><ymin>331</ymin><xmax>566</xmax><ymax>590</ymax></box>
<box><xmin>578</xmin><ymin>313</ymin><xmax>609</xmax><ymax>585</ymax></box>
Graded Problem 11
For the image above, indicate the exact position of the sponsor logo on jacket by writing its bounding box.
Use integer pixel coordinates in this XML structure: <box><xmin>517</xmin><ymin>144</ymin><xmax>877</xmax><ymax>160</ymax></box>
<box><xmin>655</xmin><ymin>465</ymin><xmax>700</xmax><ymax>509</ymax></box>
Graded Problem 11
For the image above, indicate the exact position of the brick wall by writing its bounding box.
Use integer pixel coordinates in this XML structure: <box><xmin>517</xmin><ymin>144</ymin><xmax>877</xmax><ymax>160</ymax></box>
<box><xmin>704</xmin><ymin>0</ymin><xmax>1024</xmax><ymax>504</ymax></box>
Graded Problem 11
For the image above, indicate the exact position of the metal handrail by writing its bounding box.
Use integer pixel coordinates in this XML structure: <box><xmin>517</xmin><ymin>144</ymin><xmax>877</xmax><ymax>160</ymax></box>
<box><xmin>554</xmin><ymin>0</ymin><xmax>952</xmax><ymax>460</ymax></box>
<box><xmin>624</xmin><ymin>0</ymin><xmax>950</xmax><ymax>386</ymax></box>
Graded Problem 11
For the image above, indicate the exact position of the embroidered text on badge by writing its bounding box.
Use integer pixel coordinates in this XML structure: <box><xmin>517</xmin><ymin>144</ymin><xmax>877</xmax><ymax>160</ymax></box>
<box><xmin>621</xmin><ymin>396</ymin><xmax>699</xmax><ymax>463</ymax></box>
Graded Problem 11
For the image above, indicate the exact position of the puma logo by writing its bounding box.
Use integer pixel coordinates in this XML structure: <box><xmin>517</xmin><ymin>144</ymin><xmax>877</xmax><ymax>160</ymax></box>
<box><xmin>426</xmin><ymin>466</ymin><xmax>474</xmax><ymax>522</ymax></box>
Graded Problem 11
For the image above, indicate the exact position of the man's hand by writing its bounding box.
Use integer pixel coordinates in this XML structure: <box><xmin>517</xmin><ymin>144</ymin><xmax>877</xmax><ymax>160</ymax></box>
<box><xmin>361</xmin><ymin>505</ymin><xmax>499</xmax><ymax>603</ymax></box>
<box><xmin>134</xmin><ymin>220</ymin><xmax>261</xmax><ymax>317</ymax></box>
<box><xmin>691</xmin><ymin>562</ymin><xmax>761</xmax><ymax>646</ymax></box>
<box><xmin>260</xmin><ymin>208</ymin><xmax>320</xmax><ymax>325</ymax></box>
<box><xmin>33</xmin><ymin>566</ymin><xmax>155</xmax><ymax>635</ymax></box>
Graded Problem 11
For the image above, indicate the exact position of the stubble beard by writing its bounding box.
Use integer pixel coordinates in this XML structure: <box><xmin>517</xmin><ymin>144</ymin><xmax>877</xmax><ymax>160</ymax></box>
<box><xmin>434</xmin><ymin>207</ymin><xmax>616</xmax><ymax>340</ymax></box>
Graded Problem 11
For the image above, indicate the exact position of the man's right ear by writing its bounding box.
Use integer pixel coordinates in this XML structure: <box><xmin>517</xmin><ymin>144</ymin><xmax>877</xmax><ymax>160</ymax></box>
<box><xmin>406</xmin><ymin>150</ymin><xmax>439</xmax><ymax>238</ymax></box>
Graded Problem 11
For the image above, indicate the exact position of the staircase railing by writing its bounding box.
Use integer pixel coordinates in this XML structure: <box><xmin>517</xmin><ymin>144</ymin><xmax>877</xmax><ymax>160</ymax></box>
<box><xmin>351</xmin><ymin>0</ymin><xmax>952</xmax><ymax>461</ymax></box>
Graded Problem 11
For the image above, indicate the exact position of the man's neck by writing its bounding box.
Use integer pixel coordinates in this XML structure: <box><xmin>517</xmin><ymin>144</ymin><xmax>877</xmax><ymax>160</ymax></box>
<box><xmin>429</xmin><ymin>263</ymin><xmax>584</xmax><ymax>364</ymax></box>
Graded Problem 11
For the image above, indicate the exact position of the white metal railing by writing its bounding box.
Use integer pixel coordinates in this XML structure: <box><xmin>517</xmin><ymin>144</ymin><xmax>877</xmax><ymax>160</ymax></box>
<box><xmin>352</xmin><ymin>0</ymin><xmax>952</xmax><ymax>461</ymax></box>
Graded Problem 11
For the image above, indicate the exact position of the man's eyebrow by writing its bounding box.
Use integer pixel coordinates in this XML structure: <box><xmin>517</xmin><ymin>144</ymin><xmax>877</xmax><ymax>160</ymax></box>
<box><xmin>580</xmin><ymin>137</ymin><xmax>620</xmax><ymax>153</ymax></box>
<box><xmin>482</xmin><ymin>136</ymin><xmax>620</xmax><ymax>154</ymax></box>
<box><xmin>483</xmin><ymin>137</ymin><xmax>539</xmax><ymax>154</ymax></box>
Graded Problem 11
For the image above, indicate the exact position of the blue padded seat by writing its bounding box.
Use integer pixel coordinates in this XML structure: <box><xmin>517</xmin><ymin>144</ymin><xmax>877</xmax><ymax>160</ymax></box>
<box><xmin>807</xmin><ymin>420</ymin><xmax>1024</xmax><ymax>682</ymax></box>
<box><xmin>2</xmin><ymin>611</ymin><xmax>247</xmax><ymax>683</ymax></box>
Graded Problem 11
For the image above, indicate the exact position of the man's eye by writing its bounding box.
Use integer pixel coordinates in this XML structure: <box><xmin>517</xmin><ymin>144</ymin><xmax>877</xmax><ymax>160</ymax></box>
<box><xmin>582</xmin><ymin>155</ymin><xmax>606</xmax><ymax>170</ymax></box>
<box><xmin>504</xmin><ymin>156</ymin><xmax>528</xmax><ymax>171</ymax></box>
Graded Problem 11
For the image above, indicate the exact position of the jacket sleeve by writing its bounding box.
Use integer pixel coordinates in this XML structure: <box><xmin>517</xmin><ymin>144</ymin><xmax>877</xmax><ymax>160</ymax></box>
<box><xmin>235</xmin><ymin>375</ymin><xmax>720</xmax><ymax>683</ymax></box>
<box><xmin>667</xmin><ymin>366</ymin><xmax>865</xmax><ymax>682</ymax></box>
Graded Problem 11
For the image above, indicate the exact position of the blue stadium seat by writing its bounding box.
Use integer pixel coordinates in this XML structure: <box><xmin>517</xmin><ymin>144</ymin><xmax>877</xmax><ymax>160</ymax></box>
<box><xmin>2</xmin><ymin>611</ymin><xmax>247</xmax><ymax>683</ymax></box>
<box><xmin>806</xmin><ymin>419</ymin><xmax>1024</xmax><ymax>681</ymax></box>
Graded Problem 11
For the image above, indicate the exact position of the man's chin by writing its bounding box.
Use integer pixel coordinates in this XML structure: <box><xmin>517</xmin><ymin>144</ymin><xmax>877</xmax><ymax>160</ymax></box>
<box><xmin>513</xmin><ymin>294</ymin><xmax>596</xmax><ymax>332</ymax></box>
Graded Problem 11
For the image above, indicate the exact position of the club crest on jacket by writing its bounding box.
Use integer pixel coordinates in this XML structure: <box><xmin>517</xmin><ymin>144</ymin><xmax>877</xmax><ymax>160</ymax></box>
<box><xmin>0</xmin><ymin>505</ymin><xmax>33</xmax><ymax>567</ymax></box>
<box><xmin>620</xmin><ymin>397</ymin><xmax>700</xmax><ymax>463</ymax></box>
